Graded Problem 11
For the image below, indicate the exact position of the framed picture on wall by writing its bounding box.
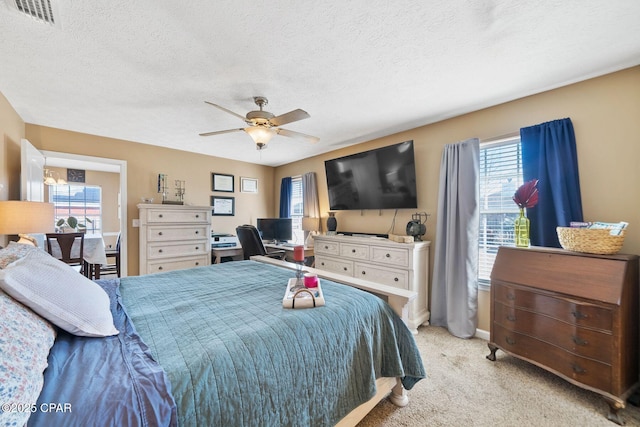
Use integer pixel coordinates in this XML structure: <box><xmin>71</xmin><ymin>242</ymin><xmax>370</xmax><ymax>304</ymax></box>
<box><xmin>67</xmin><ymin>168</ymin><xmax>86</xmax><ymax>183</ymax></box>
<box><xmin>240</xmin><ymin>177</ymin><xmax>258</xmax><ymax>193</ymax></box>
<box><xmin>212</xmin><ymin>173</ymin><xmax>234</xmax><ymax>192</ymax></box>
<box><xmin>211</xmin><ymin>196</ymin><xmax>235</xmax><ymax>216</ymax></box>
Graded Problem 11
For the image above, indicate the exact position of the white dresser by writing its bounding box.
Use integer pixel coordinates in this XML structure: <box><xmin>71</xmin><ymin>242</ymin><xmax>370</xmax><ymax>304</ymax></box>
<box><xmin>138</xmin><ymin>204</ymin><xmax>212</xmax><ymax>275</ymax></box>
<box><xmin>313</xmin><ymin>234</ymin><xmax>430</xmax><ymax>331</ymax></box>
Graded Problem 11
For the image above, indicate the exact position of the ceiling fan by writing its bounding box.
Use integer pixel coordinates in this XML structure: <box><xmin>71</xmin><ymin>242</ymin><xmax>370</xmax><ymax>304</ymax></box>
<box><xmin>199</xmin><ymin>97</ymin><xmax>320</xmax><ymax>150</ymax></box>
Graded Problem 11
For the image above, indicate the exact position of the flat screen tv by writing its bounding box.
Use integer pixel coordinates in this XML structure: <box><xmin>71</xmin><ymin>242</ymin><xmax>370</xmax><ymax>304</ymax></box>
<box><xmin>324</xmin><ymin>140</ymin><xmax>418</xmax><ymax>210</ymax></box>
<box><xmin>256</xmin><ymin>218</ymin><xmax>293</xmax><ymax>243</ymax></box>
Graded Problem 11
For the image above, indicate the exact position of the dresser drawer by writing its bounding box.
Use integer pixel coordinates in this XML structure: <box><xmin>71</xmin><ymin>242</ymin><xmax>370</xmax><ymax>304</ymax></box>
<box><xmin>493</xmin><ymin>302</ymin><xmax>613</xmax><ymax>363</ymax></box>
<box><xmin>145</xmin><ymin>208</ymin><xmax>209</xmax><ymax>224</ymax></box>
<box><xmin>354</xmin><ymin>262</ymin><xmax>409</xmax><ymax>290</ymax></box>
<box><xmin>492</xmin><ymin>323</ymin><xmax>612</xmax><ymax>392</ymax></box>
<box><xmin>494</xmin><ymin>283</ymin><xmax>613</xmax><ymax>331</ymax></box>
<box><xmin>340</xmin><ymin>243</ymin><xmax>369</xmax><ymax>260</ymax></box>
<box><xmin>146</xmin><ymin>225</ymin><xmax>208</xmax><ymax>242</ymax></box>
<box><xmin>314</xmin><ymin>241</ymin><xmax>340</xmax><ymax>256</ymax></box>
<box><xmin>148</xmin><ymin>241</ymin><xmax>209</xmax><ymax>259</ymax></box>
<box><xmin>147</xmin><ymin>255</ymin><xmax>209</xmax><ymax>274</ymax></box>
<box><xmin>370</xmin><ymin>246</ymin><xmax>409</xmax><ymax>268</ymax></box>
<box><xmin>315</xmin><ymin>256</ymin><xmax>353</xmax><ymax>275</ymax></box>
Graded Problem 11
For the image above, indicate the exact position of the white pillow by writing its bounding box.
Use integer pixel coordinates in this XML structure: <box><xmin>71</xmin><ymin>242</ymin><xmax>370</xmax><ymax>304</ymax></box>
<box><xmin>0</xmin><ymin>249</ymin><xmax>119</xmax><ymax>337</ymax></box>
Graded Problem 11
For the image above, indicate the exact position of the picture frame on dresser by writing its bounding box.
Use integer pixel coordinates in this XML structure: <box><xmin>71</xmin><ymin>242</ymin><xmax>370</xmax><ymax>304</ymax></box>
<box><xmin>212</xmin><ymin>173</ymin><xmax>234</xmax><ymax>192</ymax></box>
<box><xmin>211</xmin><ymin>196</ymin><xmax>235</xmax><ymax>216</ymax></box>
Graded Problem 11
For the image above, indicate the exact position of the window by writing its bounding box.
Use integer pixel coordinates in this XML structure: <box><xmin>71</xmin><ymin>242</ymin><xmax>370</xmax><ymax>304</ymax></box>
<box><xmin>290</xmin><ymin>176</ymin><xmax>304</xmax><ymax>244</ymax></box>
<box><xmin>49</xmin><ymin>184</ymin><xmax>102</xmax><ymax>233</ymax></box>
<box><xmin>478</xmin><ymin>137</ymin><xmax>523</xmax><ymax>285</ymax></box>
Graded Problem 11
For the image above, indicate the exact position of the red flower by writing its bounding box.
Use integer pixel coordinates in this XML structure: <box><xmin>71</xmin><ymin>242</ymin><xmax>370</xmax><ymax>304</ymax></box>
<box><xmin>513</xmin><ymin>179</ymin><xmax>539</xmax><ymax>209</ymax></box>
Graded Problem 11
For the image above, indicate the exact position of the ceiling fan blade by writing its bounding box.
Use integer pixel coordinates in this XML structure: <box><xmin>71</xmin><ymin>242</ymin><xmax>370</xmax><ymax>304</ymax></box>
<box><xmin>269</xmin><ymin>109</ymin><xmax>310</xmax><ymax>126</ymax></box>
<box><xmin>204</xmin><ymin>101</ymin><xmax>247</xmax><ymax>122</ymax></box>
<box><xmin>199</xmin><ymin>128</ymin><xmax>245</xmax><ymax>137</ymax></box>
<box><xmin>276</xmin><ymin>128</ymin><xmax>319</xmax><ymax>144</ymax></box>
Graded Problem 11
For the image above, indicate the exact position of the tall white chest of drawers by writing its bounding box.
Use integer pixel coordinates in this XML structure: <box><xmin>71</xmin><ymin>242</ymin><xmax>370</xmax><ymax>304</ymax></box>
<box><xmin>313</xmin><ymin>234</ymin><xmax>430</xmax><ymax>332</ymax></box>
<box><xmin>138</xmin><ymin>204</ymin><xmax>212</xmax><ymax>275</ymax></box>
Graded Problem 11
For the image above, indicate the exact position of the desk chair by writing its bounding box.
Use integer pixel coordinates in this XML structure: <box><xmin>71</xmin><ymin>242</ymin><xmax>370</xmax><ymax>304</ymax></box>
<box><xmin>235</xmin><ymin>225</ymin><xmax>286</xmax><ymax>260</ymax></box>
<box><xmin>100</xmin><ymin>233</ymin><xmax>121</xmax><ymax>277</ymax></box>
<box><xmin>46</xmin><ymin>232</ymin><xmax>88</xmax><ymax>277</ymax></box>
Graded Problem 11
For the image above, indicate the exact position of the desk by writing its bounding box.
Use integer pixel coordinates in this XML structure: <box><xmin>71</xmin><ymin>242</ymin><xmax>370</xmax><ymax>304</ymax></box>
<box><xmin>211</xmin><ymin>246</ymin><xmax>244</xmax><ymax>264</ymax></box>
<box><xmin>265</xmin><ymin>244</ymin><xmax>314</xmax><ymax>265</ymax></box>
<box><xmin>48</xmin><ymin>233</ymin><xmax>107</xmax><ymax>278</ymax></box>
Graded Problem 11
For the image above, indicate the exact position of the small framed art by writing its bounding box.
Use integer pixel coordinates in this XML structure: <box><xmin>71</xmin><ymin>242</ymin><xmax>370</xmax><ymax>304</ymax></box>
<box><xmin>67</xmin><ymin>168</ymin><xmax>86</xmax><ymax>183</ymax></box>
<box><xmin>212</xmin><ymin>173</ymin><xmax>234</xmax><ymax>192</ymax></box>
<box><xmin>211</xmin><ymin>196</ymin><xmax>235</xmax><ymax>216</ymax></box>
<box><xmin>240</xmin><ymin>177</ymin><xmax>258</xmax><ymax>193</ymax></box>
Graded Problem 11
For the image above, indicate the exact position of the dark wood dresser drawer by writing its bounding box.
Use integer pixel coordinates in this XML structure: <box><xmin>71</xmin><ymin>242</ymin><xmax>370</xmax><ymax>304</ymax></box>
<box><xmin>492</xmin><ymin>323</ymin><xmax>613</xmax><ymax>392</ymax></box>
<box><xmin>494</xmin><ymin>302</ymin><xmax>613</xmax><ymax>363</ymax></box>
<box><xmin>493</xmin><ymin>283</ymin><xmax>613</xmax><ymax>331</ymax></box>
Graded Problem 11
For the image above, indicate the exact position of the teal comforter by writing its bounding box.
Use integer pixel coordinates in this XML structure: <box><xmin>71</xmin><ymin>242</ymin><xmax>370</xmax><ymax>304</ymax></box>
<box><xmin>120</xmin><ymin>261</ymin><xmax>425</xmax><ymax>426</ymax></box>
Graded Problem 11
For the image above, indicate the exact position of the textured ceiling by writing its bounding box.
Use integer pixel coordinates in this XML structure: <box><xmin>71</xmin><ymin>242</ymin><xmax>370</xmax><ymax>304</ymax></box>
<box><xmin>1</xmin><ymin>0</ymin><xmax>639</xmax><ymax>167</ymax></box>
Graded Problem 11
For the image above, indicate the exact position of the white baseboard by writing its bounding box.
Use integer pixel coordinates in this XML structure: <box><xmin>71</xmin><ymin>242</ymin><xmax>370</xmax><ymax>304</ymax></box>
<box><xmin>475</xmin><ymin>328</ymin><xmax>489</xmax><ymax>341</ymax></box>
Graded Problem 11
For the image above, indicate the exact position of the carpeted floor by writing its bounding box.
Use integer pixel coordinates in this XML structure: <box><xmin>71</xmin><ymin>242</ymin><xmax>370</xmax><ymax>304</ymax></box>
<box><xmin>359</xmin><ymin>326</ymin><xmax>640</xmax><ymax>427</ymax></box>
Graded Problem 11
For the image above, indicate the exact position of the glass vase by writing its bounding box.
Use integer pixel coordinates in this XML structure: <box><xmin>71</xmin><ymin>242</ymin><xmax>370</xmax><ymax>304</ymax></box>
<box><xmin>514</xmin><ymin>208</ymin><xmax>530</xmax><ymax>248</ymax></box>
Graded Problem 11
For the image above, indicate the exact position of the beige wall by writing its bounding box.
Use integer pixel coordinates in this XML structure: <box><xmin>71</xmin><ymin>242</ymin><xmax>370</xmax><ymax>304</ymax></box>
<box><xmin>24</xmin><ymin>126</ymin><xmax>276</xmax><ymax>275</ymax></box>
<box><xmin>0</xmin><ymin>92</ymin><xmax>26</xmax><ymax>247</ymax></box>
<box><xmin>275</xmin><ymin>66</ymin><xmax>640</xmax><ymax>332</ymax></box>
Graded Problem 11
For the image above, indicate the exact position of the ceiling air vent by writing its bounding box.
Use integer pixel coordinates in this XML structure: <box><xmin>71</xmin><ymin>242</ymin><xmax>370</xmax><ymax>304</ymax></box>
<box><xmin>11</xmin><ymin>0</ymin><xmax>56</xmax><ymax>25</ymax></box>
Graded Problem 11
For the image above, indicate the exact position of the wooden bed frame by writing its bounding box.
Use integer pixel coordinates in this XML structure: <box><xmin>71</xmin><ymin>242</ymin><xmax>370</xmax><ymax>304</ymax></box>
<box><xmin>253</xmin><ymin>256</ymin><xmax>418</xmax><ymax>426</ymax></box>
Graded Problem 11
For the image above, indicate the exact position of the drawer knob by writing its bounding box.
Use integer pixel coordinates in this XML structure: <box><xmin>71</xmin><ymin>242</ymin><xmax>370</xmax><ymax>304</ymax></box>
<box><xmin>321</xmin><ymin>262</ymin><xmax>325</xmax><ymax>266</ymax></box>
<box><xmin>572</xmin><ymin>311</ymin><xmax>588</xmax><ymax>320</ymax></box>
<box><xmin>394</xmin><ymin>277</ymin><xmax>399</xmax><ymax>282</ymax></box>
<box><xmin>352</xmin><ymin>249</ymin><xmax>356</xmax><ymax>253</ymax></box>
<box><xmin>385</xmin><ymin>253</ymin><xmax>390</xmax><ymax>258</ymax></box>
<box><xmin>571</xmin><ymin>364</ymin><xmax>586</xmax><ymax>374</ymax></box>
<box><xmin>195</xmin><ymin>262</ymin><xmax>199</xmax><ymax>266</ymax></box>
<box><xmin>195</xmin><ymin>246</ymin><xmax>199</xmax><ymax>250</ymax></box>
<box><xmin>571</xmin><ymin>335</ymin><xmax>588</xmax><ymax>346</ymax></box>
<box><xmin>362</xmin><ymin>271</ymin><xmax>366</xmax><ymax>275</ymax></box>
<box><xmin>158</xmin><ymin>232</ymin><xmax>163</xmax><ymax>236</ymax></box>
<box><xmin>506</xmin><ymin>314</ymin><xmax>516</xmax><ymax>322</ymax></box>
<box><xmin>195</xmin><ymin>230</ymin><xmax>199</xmax><ymax>234</ymax></box>
<box><xmin>324</xmin><ymin>245</ymin><xmax>328</xmax><ymax>249</ymax></box>
<box><xmin>505</xmin><ymin>336</ymin><xmax>516</xmax><ymax>345</ymax></box>
<box><xmin>159</xmin><ymin>249</ymin><xmax>163</xmax><ymax>253</ymax></box>
<box><xmin>195</xmin><ymin>214</ymin><xmax>200</xmax><ymax>218</ymax></box>
<box><xmin>507</xmin><ymin>293</ymin><xmax>515</xmax><ymax>301</ymax></box>
<box><xmin>158</xmin><ymin>266</ymin><xmax>163</xmax><ymax>270</ymax></box>
<box><xmin>159</xmin><ymin>214</ymin><xmax>163</xmax><ymax>218</ymax></box>
<box><xmin>343</xmin><ymin>267</ymin><xmax>347</xmax><ymax>271</ymax></box>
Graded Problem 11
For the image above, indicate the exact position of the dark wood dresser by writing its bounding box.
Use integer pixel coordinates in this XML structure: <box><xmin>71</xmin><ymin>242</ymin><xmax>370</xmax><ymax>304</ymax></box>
<box><xmin>487</xmin><ymin>246</ymin><xmax>639</xmax><ymax>424</ymax></box>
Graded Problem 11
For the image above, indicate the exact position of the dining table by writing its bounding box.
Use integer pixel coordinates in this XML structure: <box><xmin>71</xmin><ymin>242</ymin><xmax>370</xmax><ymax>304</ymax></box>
<box><xmin>47</xmin><ymin>233</ymin><xmax>107</xmax><ymax>278</ymax></box>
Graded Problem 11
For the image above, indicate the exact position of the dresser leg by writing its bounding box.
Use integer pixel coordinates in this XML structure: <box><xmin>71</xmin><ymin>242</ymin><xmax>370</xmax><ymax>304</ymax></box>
<box><xmin>604</xmin><ymin>397</ymin><xmax>625</xmax><ymax>425</ymax></box>
<box><xmin>486</xmin><ymin>343</ymin><xmax>498</xmax><ymax>361</ymax></box>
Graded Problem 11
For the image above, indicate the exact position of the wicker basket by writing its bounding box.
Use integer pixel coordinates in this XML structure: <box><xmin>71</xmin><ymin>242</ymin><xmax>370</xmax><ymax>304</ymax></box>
<box><xmin>556</xmin><ymin>227</ymin><xmax>625</xmax><ymax>255</ymax></box>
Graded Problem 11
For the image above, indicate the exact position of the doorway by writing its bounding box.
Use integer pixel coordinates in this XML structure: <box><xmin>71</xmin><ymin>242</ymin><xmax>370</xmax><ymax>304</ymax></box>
<box><xmin>41</xmin><ymin>150</ymin><xmax>128</xmax><ymax>277</ymax></box>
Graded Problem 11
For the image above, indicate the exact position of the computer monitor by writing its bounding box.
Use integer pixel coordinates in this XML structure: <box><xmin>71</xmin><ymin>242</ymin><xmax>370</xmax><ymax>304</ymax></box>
<box><xmin>256</xmin><ymin>218</ymin><xmax>292</xmax><ymax>243</ymax></box>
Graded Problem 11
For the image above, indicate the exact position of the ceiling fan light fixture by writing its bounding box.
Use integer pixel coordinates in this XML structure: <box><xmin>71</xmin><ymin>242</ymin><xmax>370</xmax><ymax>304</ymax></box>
<box><xmin>245</xmin><ymin>126</ymin><xmax>276</xmax><ymax>149</ymax></box>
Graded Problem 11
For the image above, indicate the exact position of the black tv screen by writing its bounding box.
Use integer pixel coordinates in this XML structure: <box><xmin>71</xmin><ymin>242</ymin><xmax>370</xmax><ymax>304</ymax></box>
<box><xmin>324</xmin><ymin>140</ymin><xmax>418</xmax><ymax>210</ymax></box>
<box><xmin>257</xmin><ymin>218</ymin><xmax>293</xmax><ymax>242</ymax></box>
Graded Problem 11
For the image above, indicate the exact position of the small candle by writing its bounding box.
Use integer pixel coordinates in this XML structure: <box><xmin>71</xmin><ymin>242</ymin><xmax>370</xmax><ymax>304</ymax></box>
<box><xmin>293</xmin><ymin>245</ymin><xmax>304</xmax><ymax>262</ymax></box>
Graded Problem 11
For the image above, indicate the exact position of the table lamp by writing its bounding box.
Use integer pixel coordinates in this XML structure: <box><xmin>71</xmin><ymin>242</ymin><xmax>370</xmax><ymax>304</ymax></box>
<box><xmin>302</xmin><ymin>216</ymin><xmax>319</xmax><ymax>247</ymax></box>
<box><xmin>0</xmin><ymin>201</ymin><xmax>55</xmax><ymax>247</ymax></box>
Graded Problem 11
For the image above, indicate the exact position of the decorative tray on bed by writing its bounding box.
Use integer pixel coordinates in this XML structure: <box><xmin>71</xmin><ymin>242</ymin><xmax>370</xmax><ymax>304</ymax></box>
<box><xmin>282</xmin><ymin>278</ymin><xmax>325</xmax><ymax>309</ymax></box>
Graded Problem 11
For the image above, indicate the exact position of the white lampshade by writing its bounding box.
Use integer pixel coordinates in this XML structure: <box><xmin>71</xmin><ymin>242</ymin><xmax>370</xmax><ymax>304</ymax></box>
<box><xmin>0</xmin><ymin>201</ymin><xmax>55</xmax><ymax>246</ymax></box>
<box><xmin>302</xmin><ymin>217</ymin><xmax>320</xmax><ymax>232</ymax></box>
<box><xmin>245</xmin><ymin>126</ymin><xmax>276</xmax><ymax>150</ymax></box>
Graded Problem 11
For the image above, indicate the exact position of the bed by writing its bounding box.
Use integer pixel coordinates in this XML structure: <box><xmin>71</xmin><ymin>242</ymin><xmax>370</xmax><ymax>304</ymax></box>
<box><xmin>0</xmin><ymin>243</ymin><xmax>425</xmax><ymax>427</ymax></box>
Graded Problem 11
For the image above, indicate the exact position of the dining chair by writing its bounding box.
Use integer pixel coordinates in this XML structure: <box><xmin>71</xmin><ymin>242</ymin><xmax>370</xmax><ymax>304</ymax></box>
<box><xmin>100</xmin><ymin>232</ymin><xmax>121</xmax><ymax>277</ymax></box>
<box><xmin>45</xmin><ymin>232</ymin><xmax>88</xmax><ymax>277</ymax></box>
<box><xmin>235</xmin><ymin>225</ymin><xmax>286</xmax><ymax>260</ymax></box>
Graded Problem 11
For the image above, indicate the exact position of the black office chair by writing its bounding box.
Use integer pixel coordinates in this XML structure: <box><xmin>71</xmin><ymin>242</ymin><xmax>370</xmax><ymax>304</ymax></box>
<box><xmin>100</xmin><ymin>232</ymin><xmax>121</xmax><ymax>278</ymax></box>
<box><xmin>236</xmin><ymin>225</ymin><xmax>286</xmax><ymax>260</ymax></box>
<box><xmin>46</xmin><ymin>232</ymin><xmax>88</xmax><ymax>277</ymax></box>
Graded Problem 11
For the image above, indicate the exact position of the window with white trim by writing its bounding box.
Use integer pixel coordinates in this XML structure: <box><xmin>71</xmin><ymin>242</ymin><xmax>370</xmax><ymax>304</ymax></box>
<box><xmin>49</xmin><ymin>184</ymin><xmax>102</xmax><ymax>234</ymax></box>
<box><xmin>478</xmin><ymin>137</ymin><xmax>523</xmax><ymax>285</ymax></box>
<box><xmin>290</xmin><ymin>176</ymin><xmax>304</xmax><ymax>244</ymax></box>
